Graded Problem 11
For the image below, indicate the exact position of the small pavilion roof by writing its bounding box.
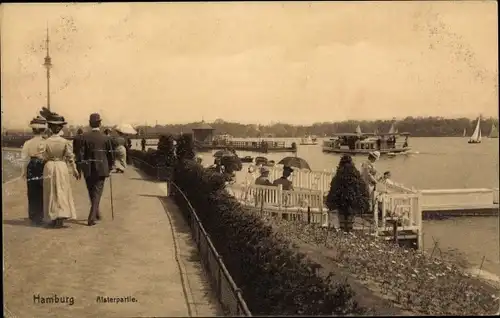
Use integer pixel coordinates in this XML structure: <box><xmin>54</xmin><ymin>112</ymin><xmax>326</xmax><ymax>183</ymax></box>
<box><xmin>192</xmin><ymin>121</ymin><xmax>215</xmax><ymax>130</ymax></box>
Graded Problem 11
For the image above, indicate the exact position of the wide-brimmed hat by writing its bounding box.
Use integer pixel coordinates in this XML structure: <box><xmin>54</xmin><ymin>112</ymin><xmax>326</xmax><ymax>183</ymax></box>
<box><xmin>369</xmin><ymin>151</ymin><xmax>380</xmax><ymax>160</ymax></box>
<box><xmin>29</xmin><ymin>116</ymin><xmax>47</xmax><ymax>129</ymax></box>
<box><xmin>89</xmin><ymin>113</ymin><xmax>102</xmax><ymax>123</ymax></box>
<box><xmin>46</xmin><ymin>113</ymin><xmax>67</xmax><ymax>125</ymax></box>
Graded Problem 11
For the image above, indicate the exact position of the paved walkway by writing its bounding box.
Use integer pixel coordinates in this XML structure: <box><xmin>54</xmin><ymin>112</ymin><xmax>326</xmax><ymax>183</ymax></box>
<box><xmin>3</xmin><ymin>167</ymin><xmax>221</xmax><ymax>317</ymax></box>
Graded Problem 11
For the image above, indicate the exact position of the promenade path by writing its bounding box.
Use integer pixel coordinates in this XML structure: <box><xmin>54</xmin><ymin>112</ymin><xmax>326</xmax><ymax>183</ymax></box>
<box><xmin>3</xmin><ymin>166</ymin><xmax>221</xmax><ymax>317</ymax></box>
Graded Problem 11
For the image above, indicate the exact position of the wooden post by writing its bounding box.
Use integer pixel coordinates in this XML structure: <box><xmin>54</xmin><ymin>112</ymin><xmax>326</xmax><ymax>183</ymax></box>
<box><xmin>374</xmin><ymin>195</ymin><xmax>381</xmax><ymax>237</ymax></box>
<box><xmin>417</xmin><ymin>191</ymin><xmax>423</xmax><ymax>251</ymax></box>
<box><xmin>259</xmin><ymin>191</ymin><xmax>264</xmax><ymax>216</ymax></box>
<box><xmin>277</xmin><ymin>184</ymin><xmax>283</xmax><ymax>218</ymax></box>
<box><xmin>382</xmin><ymin>194</ymin><xmax>387</xmax><ymax>229</ymax></box>
<box><xmin>393</xmin><ymin>221</ymin><xmax>398</xmax><ymax>245</ymax></box>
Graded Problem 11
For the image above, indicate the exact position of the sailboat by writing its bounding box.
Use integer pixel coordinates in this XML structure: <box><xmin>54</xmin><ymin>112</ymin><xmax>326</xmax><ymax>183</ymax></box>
<box><xmin>468</xmin><ymin>117</ymin><xmax>482</xmax><ymax>144</ymax></box>
<box><xmin>488</xmin><ymin>123</ymin><xmax>498</xmax><ymax>138</ymax></box>
<box><xmin>355</xmin><ymin>125</ymin><xmax>362</xmax><ymax>135</ymax></box>
<box><xmin>463</xmin><ymin>128</ymin><xmax>467</xmax><ymax>137</ymax></box>
<box><xmin>388</xmin><ymin>123</ymin><xmax>395</xmax><ymax>134</ymax></box>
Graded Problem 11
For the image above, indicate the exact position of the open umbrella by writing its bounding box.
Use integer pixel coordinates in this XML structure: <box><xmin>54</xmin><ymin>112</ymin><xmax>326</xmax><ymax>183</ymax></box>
<box><xmin>278</xmin><ymin>156</ymin><xmax>311</xmax><ymax>170</ymax></box>
<box><xmin>214</xmin><ymin>149</ymin><xmax>236</xmax><ymax>158</ymax></box>
<box><xmin>114</xmin><ymin>123</ymin><xmax>137</xmax><ymax>135</ymax></box>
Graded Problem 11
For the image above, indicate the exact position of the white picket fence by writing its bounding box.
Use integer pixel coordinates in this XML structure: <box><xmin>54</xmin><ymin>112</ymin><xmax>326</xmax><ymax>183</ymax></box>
<box><xmin>230</xmin><ymin>183</ymin><xmax>325</xmax><ymax>212</ymax></box>
<box><xmin>228</xmin><ymin>184</ymin><xmax>329</xmax><ymax>225</ymax></box>
<box><xmin>268</xmin><ymin>165</ymin><xmax>416</xmax><ymax>194</ymax></box>
<box><xmin>228</xmin><ymin>182</ymin><xmax>423</xmax><ymax>249</ymax></box>
<box><xmin>268</xmin><ymin>166</ymin><xmax>334</xmax><ymax>192</ymax></box>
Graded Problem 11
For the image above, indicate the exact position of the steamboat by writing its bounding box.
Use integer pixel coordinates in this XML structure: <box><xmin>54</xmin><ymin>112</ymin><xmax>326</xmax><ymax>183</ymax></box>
<box><xmin>322</xmin><ymin>132</ymin><xmax>411</xmax><ymax>155</ymax></box>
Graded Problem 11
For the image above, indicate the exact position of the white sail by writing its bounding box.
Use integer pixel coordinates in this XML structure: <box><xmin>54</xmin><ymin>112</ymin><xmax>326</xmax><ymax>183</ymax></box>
<box><xmin>489</xmin><ymin>123</ymin><xmax>499</xmax><ymax>138</ymax></box>
<box><xmin>355</xmin><ymin>125</ymin><xmax>362</xmax><ymax>134</ymax></box>
<box><xmin>469</xmin><ymin>117</ymin><xmax>481</xmax><ymax>142</ymax></box>
<box><xmin>463</xmin><ymin>128</ymin><xmax>466</xmax><ymax>137</ymax></box>
<box><xmin>388</xmin><ymin>123</ymin><xmax>395</xmax><ymax>134</ymax></box>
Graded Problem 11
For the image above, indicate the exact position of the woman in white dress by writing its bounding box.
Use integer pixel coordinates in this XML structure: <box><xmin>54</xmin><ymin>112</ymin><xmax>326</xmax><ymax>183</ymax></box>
<box><xmin>41</xmin><ymin>110</ymin><xmax>80</xmax><ymax>228</ymax></box>
<box><xmin>112</xmin><ymin>129</ymin><xmax>128</xmax><ymax>173</ymax></box>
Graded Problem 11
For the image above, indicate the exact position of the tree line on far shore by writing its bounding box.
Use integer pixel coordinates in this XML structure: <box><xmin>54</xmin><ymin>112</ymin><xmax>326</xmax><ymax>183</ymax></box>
<box><xmin>4</xmin><ymin>116</ymin><xmax>498</xmax><ymax>138</ymax></box>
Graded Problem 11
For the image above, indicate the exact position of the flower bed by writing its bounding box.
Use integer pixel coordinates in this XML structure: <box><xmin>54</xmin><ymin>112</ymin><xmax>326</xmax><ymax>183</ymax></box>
<box><xmin>267</xmin><ymin>216</ymin><xmax>498</xmax><ymax>315</ymax></box>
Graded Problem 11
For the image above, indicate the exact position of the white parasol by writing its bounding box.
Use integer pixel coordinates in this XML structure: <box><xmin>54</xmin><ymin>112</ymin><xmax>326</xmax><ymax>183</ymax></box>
<box><xmin>114</xmin><ymin>123</ymin><xmax>137</xmax><ymax>135</ymax></box>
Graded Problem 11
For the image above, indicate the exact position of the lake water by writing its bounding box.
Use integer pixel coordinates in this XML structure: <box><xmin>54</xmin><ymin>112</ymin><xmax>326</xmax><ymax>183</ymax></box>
<box><xmin>134</xmin><ymin>137</ymin><xmax>499</xmax><ymax>189</ymax></box>
<box><xmin>4</xmin><ymin>138</ymin><xmax>500</xmax><ymax>278</ymax></box>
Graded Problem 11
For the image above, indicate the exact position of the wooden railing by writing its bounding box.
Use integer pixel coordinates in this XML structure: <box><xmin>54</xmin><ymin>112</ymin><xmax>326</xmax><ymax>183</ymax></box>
<box><xmin>376</xmin><ymin>192</ymin><xmax>423</xmax><ymax>248</ymax></box>
<box><xmin>229</xmin><ymin>183</ymin><xmax>328</xmax><ymax>225</ymax></box>
<box><xmin>230</xmin><ymin>183</ymin><xmax>324</xmax><ymax>211</ymax></box>
<box><xmin>420</xmin><ymin>188</ymin><xmax>499</xmax><ymax>211</ymax></box>
<box><xmin>268</xmin><ymin>166</ymin><xmax>334</xmax><ymax>192</ymax></box>
<box><xmin>267</xmin><ymin>166</ymin><xmax>498</xmax><ymax>212</ymax></box>
<box><xmin>229</xmin><ymin>181</ymin><xmax>424</xmax><ymax>249</ymax></box>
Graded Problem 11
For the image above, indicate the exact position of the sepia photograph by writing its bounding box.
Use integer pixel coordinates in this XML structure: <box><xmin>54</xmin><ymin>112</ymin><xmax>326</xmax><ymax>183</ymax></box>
<box><xmin>1</xmin><ymin>1</ymin><xmax>499</xmax><ymax>317</ymax></box>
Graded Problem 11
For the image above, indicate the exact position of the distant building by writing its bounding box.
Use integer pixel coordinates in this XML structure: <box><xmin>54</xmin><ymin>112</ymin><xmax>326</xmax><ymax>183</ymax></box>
<box><xmin>192</xmin><ymin>121</ymin><xmax>215</xmax><ymax>143</ymax></box>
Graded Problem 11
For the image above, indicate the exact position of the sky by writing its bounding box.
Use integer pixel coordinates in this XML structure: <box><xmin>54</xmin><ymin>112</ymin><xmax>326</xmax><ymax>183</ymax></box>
<box><xmin>1</xmin><ymin>1</ymin><xmax>498</xmax><ymax>128</ymax></box>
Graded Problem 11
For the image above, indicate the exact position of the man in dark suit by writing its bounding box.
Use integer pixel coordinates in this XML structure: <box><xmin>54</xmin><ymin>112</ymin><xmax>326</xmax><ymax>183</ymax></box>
<box><xmin>125</xmin><ymin>136</ymin><xmax>132</xmax><ymax>164</ymax></box>
<box><xmin>81</xmin><ymin>113</ymin><xmax>114</xmax><ymax>226</ymax></box>
<box><xmin>73</xmin><ymin>128</ymin><xmax>85</xmax><ymax>177</ymax></box>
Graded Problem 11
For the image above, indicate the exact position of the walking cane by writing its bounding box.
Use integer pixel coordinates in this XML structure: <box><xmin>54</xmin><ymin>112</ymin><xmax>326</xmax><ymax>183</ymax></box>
<box><xmin>109</xmin><ymin>174</ymin><xmax>115</xmax><ymax>220</ymax></box>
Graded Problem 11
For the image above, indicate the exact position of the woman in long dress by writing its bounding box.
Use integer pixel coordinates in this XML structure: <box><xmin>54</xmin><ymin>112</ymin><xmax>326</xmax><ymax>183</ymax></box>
<box><xmin>112</xmin><ymin>129</ymin><xmax>127</xmax><ymax>173</ymax></box>
<box><xmin>42</xmin><ymin>111</ymin><xmax>80</xmax><ymax>228</ymax></box>
<box><xmin>20</xmin><ymin>116</ymin><xmax>48</xmax><ymax>225</ymax></box>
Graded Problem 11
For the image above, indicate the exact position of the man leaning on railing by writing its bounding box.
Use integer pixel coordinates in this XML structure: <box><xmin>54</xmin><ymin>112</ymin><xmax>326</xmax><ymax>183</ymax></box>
<box><xmin>272</xmin><ymin>166</ymin><xmax>294</xmax><ymax>216</ymax></box>
<box><xmin>253</xmin><ymin>166</ymin><xmax>273</xmax><ymax>208</ymax></box>
<box><xmin>375</xmin><ymin>171</ymin><xmax>412</xmax><ymax>221</ymax></box>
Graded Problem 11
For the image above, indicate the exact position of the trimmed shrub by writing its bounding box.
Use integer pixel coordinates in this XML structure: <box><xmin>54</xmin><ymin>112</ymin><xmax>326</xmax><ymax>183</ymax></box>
<box><xmin>326</xmin><ymin>154</ymin><xmax>370</xmax><ymax>217</ymax></box>
<box><xmin>176</xmin><ymin>134</ymin><xmax>195</xmax><ymax>161</ymax></box>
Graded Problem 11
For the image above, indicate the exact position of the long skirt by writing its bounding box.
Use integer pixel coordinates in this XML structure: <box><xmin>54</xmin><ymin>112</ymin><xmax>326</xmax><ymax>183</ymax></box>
<box><xmin>43</xmin><ymin>161</ymin><xmax>77</xmax><ymax>221</ymax></box>
<box><xmin>114</xmin><ymin>145</ymin><xmax>127</xmax><ymax>171</ymax></box>
<box><xmin>26</xmin><ymin>158</ymin><xmax>45</xmax><ymax>222</ymax></box>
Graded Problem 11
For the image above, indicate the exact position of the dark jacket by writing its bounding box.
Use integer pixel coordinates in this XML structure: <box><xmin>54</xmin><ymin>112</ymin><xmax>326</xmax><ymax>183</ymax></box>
<box><xmin>72</xmin><ymin>134</ymin><xmax>85</xmax><ymax>163</ymax></box>
<box><xmin>81</xmin><ymin>130</ymin><xmax>114</xmax><ymax>178</ymax></box>
<box><xmin>272</xmin><ymin>177</ymin><xmax>294</xmax><ymax>190</ymax></box>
